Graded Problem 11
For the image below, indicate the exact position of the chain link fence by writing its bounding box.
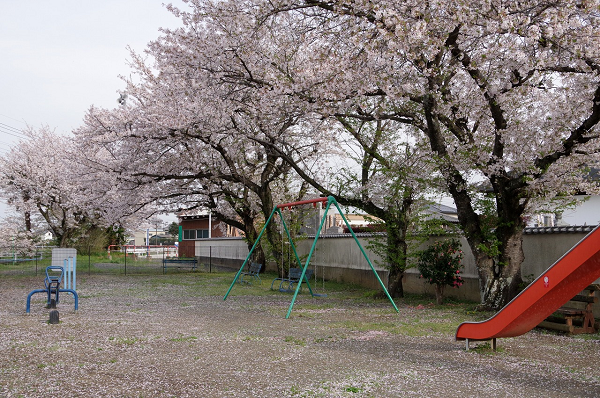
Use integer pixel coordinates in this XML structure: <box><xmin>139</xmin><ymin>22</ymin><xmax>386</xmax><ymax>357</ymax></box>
<box><xmin>0</xmin><ymin>245</ymin><xmax>224</xmax><ymax>277</ymax></box>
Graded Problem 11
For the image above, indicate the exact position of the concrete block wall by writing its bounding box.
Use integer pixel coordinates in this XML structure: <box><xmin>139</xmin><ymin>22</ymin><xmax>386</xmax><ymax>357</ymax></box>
<box><xmin>196</xmin><ymin>227</ymin><xmax>598</xmax><ymax>311</ymax></box>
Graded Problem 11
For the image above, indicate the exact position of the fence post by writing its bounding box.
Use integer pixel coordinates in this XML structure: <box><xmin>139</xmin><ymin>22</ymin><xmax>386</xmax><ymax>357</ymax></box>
<box><xmin>124</xmin><ymin>246</ymin><xmax>127</xmax><ymax>276</ymax></box>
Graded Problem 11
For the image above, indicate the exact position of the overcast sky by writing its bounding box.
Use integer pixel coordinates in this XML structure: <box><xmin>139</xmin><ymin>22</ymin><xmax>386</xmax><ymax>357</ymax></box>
<box><xmin>0</xmin><ymin>0</ymin><xmax>189</xmax><ymax>222</ymax></box>
<box><xmin>0</xmin><ymin>1</ymin><xmax>188</xmax><ymax>143</ymax></box>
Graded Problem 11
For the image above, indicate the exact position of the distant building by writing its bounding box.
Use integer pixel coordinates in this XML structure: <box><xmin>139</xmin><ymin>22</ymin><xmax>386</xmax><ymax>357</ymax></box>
<box><xmin>178</xmin><ymin>212</ymin><xmax>242</xmax><ymax>257</ymax></box>
<box><xmin>314</xmin><ymin>203</ymin><xmax>458</xmax><ymax>234</ymax></box>
<box><xmin>127</xmin><ymin>229</ymin><xmax>170</xmax><ymax>246</ymax></box>
<box><xmin>528</xmin><ymin>195</ymin><xmax>600</xmax><ymax>227</ymax></box>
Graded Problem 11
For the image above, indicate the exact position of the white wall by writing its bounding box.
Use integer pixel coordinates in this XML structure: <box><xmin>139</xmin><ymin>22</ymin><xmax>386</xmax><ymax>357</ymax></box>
<box><xmin>561</xmin><ymin>195</ymin><xmax>600</xmax><ymax>226</ymax></box>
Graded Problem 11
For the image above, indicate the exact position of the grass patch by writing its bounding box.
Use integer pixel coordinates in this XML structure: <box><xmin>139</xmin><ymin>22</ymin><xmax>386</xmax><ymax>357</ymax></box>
<box><xmin>169</xmin><ymin>335</ymin><xmax>198</xmax><ymax>343</ymax></box>
<box><xmin>345</xmin><ymin>385</ymin><xmax>362</xmax><ymax>393</ymax></box>
<box><xmin>468</xmin><ymin>341</ymin><xmax>505</xmax><ymax>354</ymax></box>
<box><xmin>330</xmin><ymin>320</ymin><xmax>398</xmax><ymax>334</ymax></box>
<box><xmin>284</xmin><ymin>336</ymin><xmax>306</xmax><ymax>346</ymax></box>
<box><xmin>573</xmin><ymin>332</ymin><xmax>600</xmax><ymax>341</ymax></box>
<box><xmin>108</xmin><ymin>336</ymin><xmax>144</xmax><ymax>346</ymax></box>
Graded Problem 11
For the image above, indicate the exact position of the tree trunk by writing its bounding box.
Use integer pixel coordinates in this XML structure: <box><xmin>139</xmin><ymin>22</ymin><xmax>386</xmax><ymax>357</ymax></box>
<box><xmin>384</xmin><ymin>219</ymin><xmax>408</xmax><ymax>298</ymax></box>
<box><xmin>475</xmin><ymin>229</ymin><xmax>524</xmax><ymax>311</ymax></box>
<box><xmin>387</xmin><ymin>268</ymin><xmax>404</xmax><ymax>299</ymax></box>
<box><xmin>24</xmin><ymin>211</ymin><xmax>31</xmax><ymax>232</ymax></box>
<box><xmin>435</xmin><ymin>284</ymin><xmax>445</xmax><ymax>305</ymax></box>
<box><xmin>243</xmin><ymin>226</ymin><xmax>266</xmax><ymax>270</ymax></box>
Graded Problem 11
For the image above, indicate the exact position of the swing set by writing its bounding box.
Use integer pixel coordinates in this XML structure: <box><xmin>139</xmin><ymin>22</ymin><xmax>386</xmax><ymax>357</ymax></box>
<box><xmin>223</xmin><ymin>196</ymin><xmax>399</xmax><ymax>318</ymax></box>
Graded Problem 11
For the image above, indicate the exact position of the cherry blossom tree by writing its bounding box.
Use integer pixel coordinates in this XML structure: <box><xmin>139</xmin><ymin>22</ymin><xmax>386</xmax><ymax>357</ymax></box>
<box><xmin>73</xmin><ymin>38</ymin><xmax>326</xmax><ymax>271</ymax></box>
<box><xmin>0</xmin><ymin>127</ymin><xmax>84</xmax><ymax>247</ymax></box>
<box><xmin>1</xmin><ymin>127</ymin><xmax>97</xmax><ymax>246</ymax></box>
<box><xmin>0</xmin><ymin>125</ymin><xmax>155</xmax><ymax>248</ymax></box>
<box><xmin>243</xmin><ymin>0</ymin><xmax>600</xmax><ymax>309</ymax></box>
<box><xmin>257</xmin><ymin>104</ymin><xmax>444</xmax><ymax>298</ymax></box>
<box><xmin>132</xmin><ymin>1</ymin><xmax>444</xmax><ymax>297</ymax></box>
<box><xmin>328</xmin><ymin>114</ymin><xmax>445</xmax><ymax>298</ymax></box>
<box><xmin>154</xmin><ymin>0</ymin><xmax>600</xmax><ymax>308</ymax></box>
<box><xmin>53</xmin><ymin>0</ymin><xmax>600</xmax><ymax>310</ymax></box>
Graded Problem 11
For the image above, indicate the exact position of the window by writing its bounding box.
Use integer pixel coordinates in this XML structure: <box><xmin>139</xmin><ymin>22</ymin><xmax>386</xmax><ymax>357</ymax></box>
<box><xmin>183</xmin><ymin>229</ymin><xmax>209</xmax><ymax>240</ymax></box>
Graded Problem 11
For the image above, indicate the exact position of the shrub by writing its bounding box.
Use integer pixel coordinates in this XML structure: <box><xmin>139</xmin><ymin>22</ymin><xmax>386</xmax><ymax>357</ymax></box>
<box><xmin>417</xmin><ymin>239</ymin><xmax>464</xmax><ymax>304</ymax></box>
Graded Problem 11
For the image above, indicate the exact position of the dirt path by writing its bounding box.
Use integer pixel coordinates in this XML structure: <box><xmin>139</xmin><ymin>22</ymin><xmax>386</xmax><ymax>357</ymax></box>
<box><xmin>1</xmin><ymin>273</ymin><xmax>599</xmax><ymax>397</ymax></box>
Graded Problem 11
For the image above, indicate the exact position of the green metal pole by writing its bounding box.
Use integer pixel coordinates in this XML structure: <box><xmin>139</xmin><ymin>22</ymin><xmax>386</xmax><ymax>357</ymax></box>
<box><xmin>223</xmin><ymin>206</ymin><xmax>278</xmax><ymax>300</ymax></box>
<box><xmin>285</xmin><ymin>198</ymin><xmax>333</xmax><ymax>318</ymax></box>
<box><xmin>331</xmin><ymin>197</ymin><xmax>399</xmax><ymax>313</ymax></box>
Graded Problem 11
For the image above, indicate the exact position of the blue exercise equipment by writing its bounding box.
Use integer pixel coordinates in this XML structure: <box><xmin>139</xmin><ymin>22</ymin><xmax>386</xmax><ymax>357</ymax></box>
<box><xmin>26</xmin><ymin>266</ymin><xmax>78</xmax><ymax>313</ymax></box>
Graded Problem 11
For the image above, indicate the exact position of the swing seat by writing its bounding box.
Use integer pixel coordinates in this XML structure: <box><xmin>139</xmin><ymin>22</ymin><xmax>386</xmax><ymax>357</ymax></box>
<box><xmin>277</xmin><ymin>268</ymin><xmax>314</xmax><ymax>293</ymax></box>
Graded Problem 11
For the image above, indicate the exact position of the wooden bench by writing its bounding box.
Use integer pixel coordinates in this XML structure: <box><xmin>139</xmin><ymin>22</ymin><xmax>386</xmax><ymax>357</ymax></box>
<box><xmin>538</xmin><ymin>284</ymin><xmax>599</xmax><ymax>335</ymax></box>
<box><xmin>162</xmin><ymin>258</ymin><xmax>198</xmax><ymax>273</ymax></box>
<box><xmin>271</xmin><ymin>268</ymin><xmax>314</xmax><ymax>293</ymax></box>
<box><xmin>239</xmin><ymin>262</ymin><xmax>262</xmax><ymax>284</ymax></box>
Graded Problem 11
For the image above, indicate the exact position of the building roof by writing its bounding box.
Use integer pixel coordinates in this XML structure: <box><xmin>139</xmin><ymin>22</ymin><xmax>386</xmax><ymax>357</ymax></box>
<box><xmin>177</xmin><ymin>210</ymin><xmax>211</xmax><ymax>220</ymax></box>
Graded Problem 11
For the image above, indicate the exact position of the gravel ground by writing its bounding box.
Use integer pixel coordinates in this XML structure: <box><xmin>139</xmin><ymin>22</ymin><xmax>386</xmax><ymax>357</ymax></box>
<box><xmin>1</xmin><ymin>272</ymin><xmax>600</xmax><ymax>397</ymax></box>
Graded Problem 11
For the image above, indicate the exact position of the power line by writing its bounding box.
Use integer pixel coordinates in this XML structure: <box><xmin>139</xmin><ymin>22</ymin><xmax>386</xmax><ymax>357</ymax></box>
<box><xmin>0</xmin><ymin>113</ymin><xmax>27</xmax><ymax>125</ymax></box>
<box><xmin>0</xmin><ymin>124</ymin><xmax>28</xmax><ymax>140</ymax></box>
<box><xmin>0</xmin><ymin>122</ymin><xmax>27</xmax><ymax>135</ymax></box>
<box><xmin>0</xmin><ymin>122</ymin><xmax>25</xmax><ymax>133</ymax></box>
<box><xmin>0</xmin><ymin>120</ymin><xmax>28</xmax><ymax>156</ymax></box>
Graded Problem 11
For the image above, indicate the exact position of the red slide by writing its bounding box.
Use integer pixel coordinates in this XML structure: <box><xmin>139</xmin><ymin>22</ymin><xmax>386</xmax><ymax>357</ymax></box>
<box><xmin>456</xmin><ymin>225</ymin><xmax>600</xmax><ymax>342</ymax></box>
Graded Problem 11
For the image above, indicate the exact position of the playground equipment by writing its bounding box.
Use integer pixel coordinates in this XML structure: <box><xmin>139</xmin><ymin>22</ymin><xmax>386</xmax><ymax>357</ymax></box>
<box><xmin>26</xmin><ymin>265</ymin><xmax>79</xmax><ymax>314</ymax></box>
<box><xmin>62</xmin><ymin>256</ymin><xmax>76</xmax><ymax>291</ymax></box>
<box><xmin>224</xmin><ymin>196</ymin><xmax>399</xmax><ymax>318</ymax></box>
<box><xmin>456</xmin><ymin>224</ymin><xmax>600</xmax><ymax>350</ymax></box>
<box><xmin>271</xmin><ymin>268</ymin><xmax>315</xmax><ymax>293</ymax></box>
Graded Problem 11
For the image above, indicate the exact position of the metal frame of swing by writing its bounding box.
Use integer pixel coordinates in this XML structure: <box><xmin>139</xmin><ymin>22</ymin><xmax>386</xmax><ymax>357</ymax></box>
<box><xmin>271</xmin><ymin>206</ymin><xmax>325</xmax><ymax>296</ymax></box>
<box><xmin>224</xmin><ymin>196</ymin><xmax>399</xmax><ymax>318</ymax></box>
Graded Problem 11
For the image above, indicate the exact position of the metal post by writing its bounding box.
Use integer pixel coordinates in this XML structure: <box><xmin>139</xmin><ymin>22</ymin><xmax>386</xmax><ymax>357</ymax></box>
<box><xmin>63</xmin><ymin>258</ymin><xmax>69</xmax><ymax>290</ymax></box>
<box><xmin>72</xmin><ymin>256</ymin><xmax>76</xmax><ymax>291</ymax></box>
<box><xmin>285</xmin><ymin>200</ymin><xmax>332</xmax><ymax>318</ymax></box>
<box><xmin>224</xmin><ymin>206</ymin><xmax>279</xmax><ymax>300</ymax></box>
<box><xmin>331</xmin><ymin>197</ymin><xmax>398</xmax><ymax>313</ymax></box>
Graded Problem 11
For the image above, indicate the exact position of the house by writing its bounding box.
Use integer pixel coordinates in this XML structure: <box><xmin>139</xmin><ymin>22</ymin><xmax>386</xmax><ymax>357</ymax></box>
<box><xmin>178</xmin><ymin>212</ymin><xmax>242</xmax><ymax>257</ymax></box>
<box><xmin>526</xmin><ymin>168</ymin><xmax>600</xmax><ymax>227</ymax></box>
<box><xmin>528</xmin><ymin>195</ymin><xmax>600</xmax><ymax>227</ymax></box>
<box><xmin>322</xmin><ymin>203</ymin><xmax>459</xmax><ymax>234</ymax></box>
<box><xmin>127</xmin><ymin>228</ymin><xmax>170</xmax><ymax>246</ymax></box>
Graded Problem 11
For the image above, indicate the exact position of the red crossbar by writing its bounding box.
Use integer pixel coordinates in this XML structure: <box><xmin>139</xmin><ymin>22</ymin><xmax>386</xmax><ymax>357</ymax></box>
<box><xmin>277</xmin><ymin>197</ymin><xmax>328</xmax><ymax>209</ymax></box>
